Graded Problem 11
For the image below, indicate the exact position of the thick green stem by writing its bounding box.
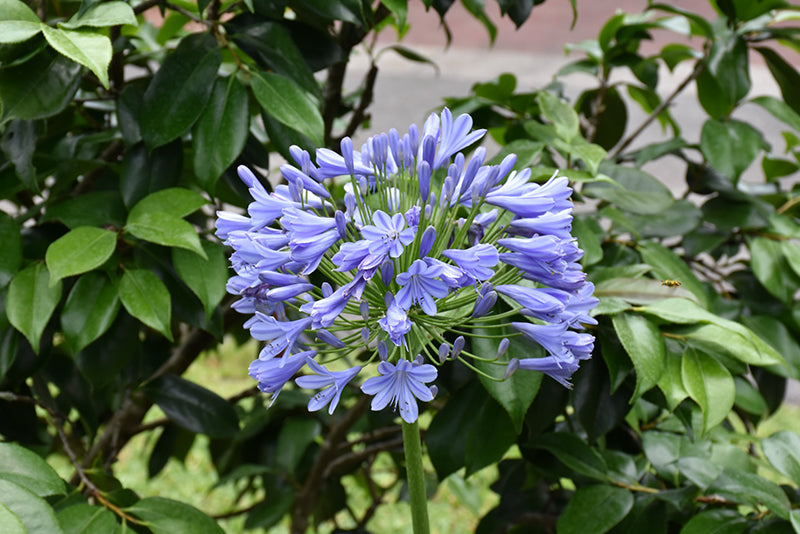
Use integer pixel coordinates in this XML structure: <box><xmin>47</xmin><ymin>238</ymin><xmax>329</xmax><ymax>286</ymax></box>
<box><xmin>402</xmin><ymin>420</ymin><xmax>430</xmax><ymax>534</ymax></box>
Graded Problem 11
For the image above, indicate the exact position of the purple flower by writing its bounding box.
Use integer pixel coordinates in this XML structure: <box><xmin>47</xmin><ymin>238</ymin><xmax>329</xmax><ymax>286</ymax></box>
<box><xmin>379</xmin><ymin>301</ymin><xmax>413</xmax><ymax>346</ymax></box>
<box><xmin>496</xmin><ymin>284</ymin><xmax>567</xmax><ymax>320</ymax></box>
<box><xmin>295</xmin><ymin>358</ymin><xmax>362</xmax><ymax>414</ymax></box>
<box><xmin>361</xmin><ymin>358</ymin><xmax>438</xmax><ymax>423</ymax></box>
<box><xmin>396</xmin><ymin>259</ymin><xmax>449</xmax><ymax>315</ymax></box>
<box><xmin>511</xmin><ymin>321</ymin><xmax>569</xmax><ymax>358</ymax></box>
<box><xmin>433</xmin><ymin>108</ymin><xmax>486</xmax><ymax>169</ymax></box>
<box><xmin>288</xmin><ymin>228</ymin><xmax>341</xmax><ymax>275</ymax></box>
<box><xmin>249</xmin><ymin>350</ymin><xmax>314</xmax><ymax>405</ymax></box>
<box><xmin>246</xmin><ymin>314</ymin><xmax>311</xmax><ymax>360</ymax></box>
<box><xmin>361</xmin><ymin>210</ymin><xmax>415</xmax><ymax>258</ymax></box>
<box><xmin>516</xmin><ymin>354</ymin><xmax>579</xmax><ymax>388</ymax></box>
<box><xmin>442</xmin><ymin>243</ymin><xmax>499</xmax><ymax>281</ymax></box>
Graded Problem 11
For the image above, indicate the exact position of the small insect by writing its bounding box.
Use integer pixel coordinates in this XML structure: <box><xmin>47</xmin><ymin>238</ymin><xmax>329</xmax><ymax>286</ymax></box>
<box><xmin>661</xmin><ymin>279</ymin><xmax>681</xmax><ymax>287</ymax></box>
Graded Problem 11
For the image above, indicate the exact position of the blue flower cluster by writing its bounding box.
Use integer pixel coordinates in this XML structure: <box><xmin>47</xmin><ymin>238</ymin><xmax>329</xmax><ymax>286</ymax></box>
<box><xmin>216</xmin><ymin>109</ymin><xmax>597</xmax><ymax>423</ymax></box>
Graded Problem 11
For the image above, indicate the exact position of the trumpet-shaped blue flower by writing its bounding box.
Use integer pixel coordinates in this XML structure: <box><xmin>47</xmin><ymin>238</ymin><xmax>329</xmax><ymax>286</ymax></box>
<box><xmin>217</xmin><ymin>108</ymin><xmax>596</xmax><ymax>421</ymax></box>
<box><xmin>361</xmin><ymin>358</ymin><xmax>437</xmax><ymax>424</ymax></box>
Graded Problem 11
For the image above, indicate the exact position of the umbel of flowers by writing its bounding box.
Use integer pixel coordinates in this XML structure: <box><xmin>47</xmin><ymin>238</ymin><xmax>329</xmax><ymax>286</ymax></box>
<box><xmin>215</xmin><ymin>109</ymin><xmax>597</xmax><ymax>424</ymax></box>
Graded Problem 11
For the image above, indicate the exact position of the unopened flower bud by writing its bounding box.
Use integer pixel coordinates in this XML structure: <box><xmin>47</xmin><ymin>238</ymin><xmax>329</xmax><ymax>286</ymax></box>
<box><xmin>378</xmin><ymin>340</ymin><xmax>388</xmax><ymax>361</ymax></box>
<box><xmin>418</xmin><ymin>161</ymin><xmax>431</xmax><ymax>202</ymax></box>
<box><xmin>430</xmin><ymin>385</ymin><xmax>438</xmax><ymax>398</ymax></box>
<box><xmin>451</xmin><ymin>336</ymin><xmax>465</xmax><ymax>360</ymax></box>
<box><xmin>438</xmin><ymin>343</ymin><xmax>450</xmax><ymax>363</ymax></box>
<box><xmin>321</xmin><ymin>282</ymin><xmax>333</xmax><ymax>298</ymax></box>
<box><xmin>335</xmin><ymin>210</ymin><xmax>347</xmax><ymax>240</ymax></box>
<box><xmin>360</xmin><ymin>300</ymin><xmax>370</xmax><ymax>321</ymax></box>
<box><xmin>384</xmin><ymin>292</ymin><xmax>393</xmax><ymax>308</ymax></box>
<box><xmin>381</xmin><ymin>261</ymin><xmax>394</xmax><ymax>287</ymax></box>
<box><xmin>420</xmin><ymin>226</ymin><xmax>436</xmax><ymax>258</ymax></box>
<box><xmin>504</xmin><ymin>358</ymin><xmax>520</xmax><ymax>379</ymax></box>
<box><xmin>443</xmin><ymin>175</ymin><xmax>455</xmax><ymax>205</ymax></box>
<box><xmin>358</xmin><ymin>176</ymin><xmax>368</xmax><ymax>196</ymax></box>
<box><xmin>317</xmin><ymin>329</ymin><xmax>345</xmax><ymax>348</ymax></box>
<box><xmin>361</xmin><ymin>327</ymin><xmax>370</xmax><ymax>344</ymax></box>
<box><xmin>472</xmin><ymin>290</ymin><xmax>497</xmax><ymax>318</ymax></box>
<box><xmin>496</xmin><ymin>338</ymin><xmax>510</xmax><ymax>360</ymax></box>
<box><xmin>341</xmin><ymin>137</ymin><xmax>355</xmax><ymax>175</ymax></box>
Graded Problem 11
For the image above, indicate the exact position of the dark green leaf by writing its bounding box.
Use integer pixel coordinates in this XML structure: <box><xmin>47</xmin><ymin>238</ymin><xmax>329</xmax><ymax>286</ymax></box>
<box><xmin>583</xmin><ymin>165</ymin><xmax>673</xmax><ymax>215</ymax></box>
<box><xmin>192</xmin><ymin>76</ymin><xmax>248</xmax><ymax>192</ymax></box>
<box><xmin>0</xmin><ymin>212</ymin><xmax>22</xmax><ymax>288</ymax></box>
<box><xmin>244</xmin><ymin>491</ymin><xmax>293</xmax><ymax>530</ymax></box>
<box><xmin>557</xmin><ymin>485</ymin><xmax>633</xmax><ymax>534</ymax></box>
<box><xmin>125</xmin><ymin>212</ymin><xmax>205</xmax><ymax>258</ymax></box>
<box><xmin>696</xmin><ymin>35</ymin><xmax>750</xmax><ymax>118</ymax></box>
<box><xmin>487</xmin><ymin>139</ymin><xmax>544</xmax><ymax>169</ymax></box>
<box><xmin>678</xmin><ymin>509</ymin><xmax>746</xmax><ymax>534</ymax></box>
<box><xmin>612</xmin><ymin>313</ymin><xmax>665</xmax><ymax>398</ymax></box>
<box><xmin>126</xmin><ymin>497</ymin><xmax>223</xmax><ymax>534</ymax></box>
<box><xmin>128</xmin><ymin>188</ymin><xmax>207</xmax><ymax>220</ymax></box>
<box><xmin>0</xmin><ymin>442</ymin><xmax>65</xmax><ymax>497</ymax></box>
<box><xmin>6</xmin><ymin>262</ymin><xmax>61</xmax><ymax>353</ymax></box>
<box><xmin>275</xmin><ymin>418</ymin><xmax>320</xmax><ymax>475</ymax></box>
<box><xmin>700</xmin><ymin>119</ymin><xmax>764</xmax><ymax>182</ymax></box>
<box><xmin>681</xmin><ymin>323</ymin><xmax>783</xmax><ymax>367</ymax></box>
<box><xmin>577</xmin><ymin>87</ymin><xmax>627</xmax><ymax>150</ymax></box>
<box><xmin>756</xmin><ymin>47</ymin><xmax>800</xmax><ymax>116</ymax></box>
<box><xmin>45</xmin><ymin>226</ymin><xmax>116</xmax><ymax>284</ymax></box>
<box><xmin>60</xmin><ymin>272</ymin><xmax>120</xmax><ymax>353</ymax></box>
<box><xmin>681</xmin><ymin>347</ymin><xmax>735</xmax><ymax>432</ymax></box>
<box><xmin>118</xmin><ymin>269</ymin><xmax>172</xmax><ymax>340</ymax></box>
<box><xmin>637</xmin><ymin>240</ymin><xmax>709</xmax><ymax>307</ymax></box>
<box><xmin>145</xmin><ymin>374</ymin><xmax>239</xmax><ymax>438</ymax></box>
<box><xmin>381</xmin><ymin>45</ymin><xmax>440</xmax><ymax>74</ymax></box>
<box><xmin>57</xmin><ymin>503</ymin><xmax>117</xmax><ymax>534</ymax></box>
<box><xmin>427</xmin><ymin>381</ymin><xmax>484</xmax><ymax>478</ymax></box>
<box><xmin>464</xmin><ymin>395</ymin><xmax>517</xmax><ymax>476</ymax></box>
<box><xmin>472</xmin><ymin>328</ymin><xmax>542</xmax><ymax>433</ymax></box>
<box><xmin>532</xmin><ymin>432</ymin><xmax>608</xmax><ymax>481</ymax></box>
<box><xmin>0</xmin><ymin>49</ymin><xmax>81</xmax><ymax>123</ymax></box>
<box><xmin>749</xmin><ymin>236</ymin><xmax>800</xmax><ymax>303</ymax></box>
<box><xmin>120</xmin><ymin>141</ymin><xmax>182</xmax><ymax>208</ymax></box>
<box><xmin>708</xmin><ymin>468</ymin><xmax>790</xmax><ymax>519</ymax></box>
<box><xmin>0</xmin><ymin>479</ymin><xmax>63</xmax><ymax>533</ymax></box>
<box><xmin>1</xmin><ymin>119</ymin><xmax>37</xmax><ymax>191</ymax></box>
<box><xmin>41</xmin><ymin>191</ymin><xmax>126</xmax><ymax>229</ymax></box>
<box><xmin>625</xmin><ymin>199</ymin><xmax>702</xmax><ymax>238</ymax></box>
<box><xmin>751</xmin><ymin>95</ymin><xmax>800</xmax><ymax>133</ymax></box>
<box><xmin>762</xmin><ymin>431</ymin><xmax>800</xmax><ymax>485</ymax></box>
<box><xmin>251</xmin><ymin>69</ymin><xmax>324</xmax><ymax>146</ymax></box>
<box><xmin>172</xmin><ymin>241</ymin><xmax>227</xmax><ymax>322</ymax></box>
<box><xmin>40</xmin><ymin>26</ymin><xmax>111</xmax><ymax>89</ymax></box>
<box><xmin>225</xmin><ymin>17</ymin><xmax>320</xmax><ymax>98</ymax></box>
<box><xmin>290</xmin><ymin>0</ymin><xmax>364</xmax><ymax>25</ymax></box>
<box><xmin>762</xmin><ymin>156</ymin><xmax>799</xmax><ymax>182</ymax></box>
<box><xmin>140</xmin><ymin>33</ymin><xmax>221</xmax><ymax>148</ymax></box>
<box><xmin>657</xmin><ymin>352</ymin><xmax>689</xmax><ymax>410</ymax></box>
<box><xmin>572</xmin><ymin>215</ymin><xmax>603</xmax><ymax>267</ymax></box>
<box><xmin>659</xmin><ymin>43</ymin><xmax>701</xmax><ymax>71</ymax></box>
<box><xmin>627</xmin><ymin>84</ymin><xmax>677</xmax><ymax>133</ymax></box>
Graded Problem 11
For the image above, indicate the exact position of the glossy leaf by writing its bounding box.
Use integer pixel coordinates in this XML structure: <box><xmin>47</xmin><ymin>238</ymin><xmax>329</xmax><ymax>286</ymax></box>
<box><xmin>45</xmin><ymin>226</ymin><xmax>116</xmax><ymax>284</ymax></box>
<box><xmin>145</xmin><ymin>374</ymin><xmax>239</xmax><ymax>438</ymax></box>
<box><xmin>251</xmin><ymin>69</ymin><xmax>324</xmax><ymax>147</ymax></box>
<box><xmin>60</xmin><ymin>272</ymin><xmax>120</xmax><ymax>353</ymax></box>
<box><xmin>637</xmin><ymin>241</ymin><xmax>709</xmax><ymax>307</ymax></box>
<box><xmin>594</xmin><ymin>277</ymin><xmax>697</xmax><ymax>305</ymax></box>
<box><xmin>0</xmin><ymin>479</ymin><xmax>63</xmax><ymax>534</ymax></box>
<box><xmin>126</xmin><ymin>497</ymin><xmax>223</xmax><ymax>534</ymax></box>
<box><xmin>6</xmin><ymin>262</ymin><xmax>62</xmax><ymax>353</ymax></box>
<box><xmin>57</xmin><ymin>503</ymin><xmax>117</xmax><ymax>534</ymax></box>
<box><xmin>140</xmin><ymin>33</ymin><xmax>221</xmax><ymax>148</ymax></box>
<box><xmin>41</xmin><ymin>26</ymin><xmax>112</xmax><ymax>89</ymax></box>
<box><xmin>172</xmin><ymin>241</ymin><xmax>227</xmax><ymax>321</ymax></box>
<box><xmin>537</xmin><ymin>91</ymin><xmax>578</xmax><ymax>142</ymax></box>
<box><xmin>762</xmin><ymin>431</ymin><xmax>800</xmax><ymax>485</ymax></box>
<box><xmin>0</xmin><ymin>212</ymin><xmax>21</xmax><ymax>288</ymax></box>
<box><xmin>700</xmin><ymin>119</ymin><xmax>764</xmax><ymax>182</ymax></box>
<box><xmin>125</xmin><ymin>212</ymin><xmax>206</xmax><ymax>258</ymax></box>
<box><xmin>557</xmin><ymin>485</ymin><xmax>633</xmax><ymax>534</ymax></box>
<box><xmin>464</xmin><ymin>396</ymin><xmax>517</xmax><ymax>476</ymax></box>
<box><xmin>41</xmin><ymin>191</ymin><xmax>126</xmax><ymax>229</ymax></box>
<box><xmin>0</xmin><ymin>49</ymin><xmax>82</xmax><ymax>122</ymax></box>
<box><xmin>612</xmin><ymin>313</ymin><xmax>665</xmax><ymax>398</ymax></box>
<box><xmin>118</xmin><ymin>269</ymin><xmax>172</xmax><ymax>340</ymax></box>
<box><xmin>681</xmin><ymin>347</ymin><xmax>735</xmax><ymax>432</ymax></box>
<box><xmin>275</xmin><ymin>418</ymin><xmax>320</xmax><ymax>476</ymax></box>
<box><xmin>119</xmin><ymin>141</ymin><xmax>182</xmax><ymax>208</ymax></box>
<box><xmin>0</xmin><ymin>503</ymin><xmax>25</xmax><ymax>534</ymax></box>
<box><xmin>583</xmin><ymin>165</ymin><xmax>673</xmax><ymax>215</ymax></box>
<box><xmin>658</xmin><ymin>352</ymin><xmax>689</xmax><ymax>411</ymax></box>
<box><xmin>682</xmin><ymin>323</ymin><xmax>783</xmax><ymax>367</ymax></box>
<box><xmin>0</xmin><ymin>21</ymin><xmax>41</xmax><ymax>43</ymax></box>
<box><xmin>0</xmin><ymin>442</ymin><xmax>65</xmax><ymax>497</ymax></box>
<box><xmin>756</xmin><ymin>47</ymin><xmax>800</xmax><ymax>116</ymax></box>
<box><xmin>708</xmin><ymin>468</ymin><xmax>790</xmax><ymax>519</ymax></box>
<box><xmin>751</xmin><ymin>95</ymin><xmax>800</xmax><ymax>133</ymax></box>
<box><xmin>192</xmin><ymin>76</ymin><xmax>248</xmax><ymax>192</ymax></box>
<box><xmin>749</xmin><ymin>236</ymin><xmax>800</xmax><ymax>304</ymax></box>
<box><xmin>678</xmin><ymin>509</ymin><xmax>746</xmax><ymax>534</ymax></box>
<box><xmin>533</xmin><ymin>432</ymin><xmax>608</xmax><ymax>481</ymax></box>
<box><xmin>60</xmin><ymin>1</ymin><xmax>137</xmax><ymax>29</ymax></box>
<box><xmin>696</xmin><ymin>35</ymin><xmax>750</xmax><ymax>118</ymax></box>
<box><xmin>0</xmin><ymin>0</ymin><xmax>40</xmax><ymax>22</ymax></box>
<box><xmin>128</xmin><ymin>188</ymin><xmax>208</xmax><ymax>221</ymax></box>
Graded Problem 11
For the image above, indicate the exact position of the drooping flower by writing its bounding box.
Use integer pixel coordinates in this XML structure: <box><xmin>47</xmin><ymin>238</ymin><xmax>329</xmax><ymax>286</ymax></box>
<box><xmin>216</xmin><ymin>108</ymin><xmax>596</xmax><ymax>423</ymax></box>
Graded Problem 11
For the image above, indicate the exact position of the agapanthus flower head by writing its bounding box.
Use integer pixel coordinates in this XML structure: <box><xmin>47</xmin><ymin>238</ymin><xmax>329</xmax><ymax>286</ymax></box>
<box><xmin>216</xmin><ymin>108</ymin><xmax>596</xmax><ymax>422</ymax></box>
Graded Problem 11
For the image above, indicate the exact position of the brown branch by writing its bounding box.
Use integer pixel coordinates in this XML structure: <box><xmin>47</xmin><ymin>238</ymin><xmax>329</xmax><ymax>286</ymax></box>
<box><xmin>323</xmin><ymin>435</ymin><xmax>404</xmax><ymax>479</ymax></box>
<box><xmin>71</xmin><ymin>140</ymin><xmax>125</xmax><ymax>198</ymax></box>
<box><xmin>290</xmin><ymin>395</ymin><xmax>370</xmax><ymax>534</ymax></box>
